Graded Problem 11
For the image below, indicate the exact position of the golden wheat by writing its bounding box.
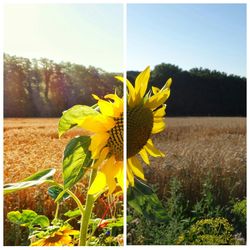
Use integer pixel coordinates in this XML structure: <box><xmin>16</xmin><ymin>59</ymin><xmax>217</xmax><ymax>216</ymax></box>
<box><xmin>4</xmin><ymin>118</ymin><xmax>92</xmax><ymax>245</ymax></box>
<box><xmin>145</xmin><ymin>117</ymin><xmax>246</xmax><ymax>205</ymax></box>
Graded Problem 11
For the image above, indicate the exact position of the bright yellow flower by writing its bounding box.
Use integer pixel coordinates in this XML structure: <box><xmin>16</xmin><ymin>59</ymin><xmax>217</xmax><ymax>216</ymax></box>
<box><xmin>116</xmin><ymin>66</ymin><xmax>171</xmax><ymax>186</ymax></box>
<box><xmin>31</xmin><ymin>226</ymin><xmax>79</xmax><ymax>246</ymax></box>
<box><xmin>80</xmin><ymin>94</ymin><xmax>124</xmax><ymax>195</ymax></box>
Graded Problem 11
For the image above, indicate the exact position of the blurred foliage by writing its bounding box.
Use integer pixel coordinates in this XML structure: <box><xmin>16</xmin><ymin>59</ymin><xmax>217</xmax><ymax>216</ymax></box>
<box><xmin>191</xmin><ymin>175</ymin><xmax>223</xmax><ymax>219</ymax></box>
<box><xmin>4</xmin><ymin>55</ymin><xmax>246</xmax><ymax>117</ymax></box>
<box><xmin>127</xmin><ymin>178</ymin><xmax>189</xmax><ymax>245</ymax></box>
<box><xmin>128</xmin><ymin>63</ymin><xmax>246</xmax><ymax>116</ymax></box>
<box><xmin>4</xmin><ymin>53</ymin><xmax>122</xmax><ymax>117</ymax></box>
<box><xmin>230</xmin><ymin>199</ymin><xmax>246</xmax><ymax>238</ymax></box>
<box><xmin>127</xmin><ymin>177</ymin><xmax>246</xmax><ymax>245</ymax></box>
<box><xmin>127</xmin><ymin>178</ymin><xmax>168</xmax><ymax>222</ymax></box>
<box><xmin>177</xmin><ymin>217</ymin><xmax>238</xmax><ymax>245</ymax></box>
<box><xmin>232</xmin><ymin>199</ymin><xmax>246</xmax><ymax>222</ymax></box>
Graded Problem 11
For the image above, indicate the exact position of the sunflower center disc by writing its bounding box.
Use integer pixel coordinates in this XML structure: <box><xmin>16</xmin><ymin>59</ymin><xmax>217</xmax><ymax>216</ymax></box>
<box><xmin>107</xmin><ymin>115</ymin><xmax>123</xmax><ymax>161</ymax></box>
<box><xmin>127</xmin><ymin>105</ymin><xmax>153</xmax><ymax>158</ymax></box>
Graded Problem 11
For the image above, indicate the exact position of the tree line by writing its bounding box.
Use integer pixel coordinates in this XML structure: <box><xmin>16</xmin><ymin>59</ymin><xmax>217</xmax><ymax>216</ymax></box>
<box><xmin>128</xmin><ymin>64</ymin><xmax>246</xmax><ymax>116</ymax></box>
<box><xmin>4</xmin><ymin>54</ymin><xmax>246</xmax><ymax>117</ymax></box>
<box><xmin>4</xmin><ymin>53</ymin><xmax>122</xmax><ymax>117</ymax></box>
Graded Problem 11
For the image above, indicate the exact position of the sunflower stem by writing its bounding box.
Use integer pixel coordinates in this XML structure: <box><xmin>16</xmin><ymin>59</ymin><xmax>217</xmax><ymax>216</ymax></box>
<box><xmin>79</xmin><ymin>168</ymin><xmax>97</xmax><ymax>246</ymax></box>
<box><xmin>65</xmin><ymin>188</ymin><xmax>86</xmax><ymax>216</ymax></box>
<box><xmin>48</xmin><ymin>181</ymin><xmax>86</xmax><ymax>216</ymax></box>
<box><xmin>54</xmin><ymin>202</ymin><xmax>60</xmax><ymax>220</ymax></box>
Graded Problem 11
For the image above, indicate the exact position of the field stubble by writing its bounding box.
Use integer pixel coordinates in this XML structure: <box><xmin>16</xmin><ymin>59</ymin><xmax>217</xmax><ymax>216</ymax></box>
<box><xmin>147</xmin><ymin>117</ymin><xmax>246</xmax><ymax>206</ymax></box>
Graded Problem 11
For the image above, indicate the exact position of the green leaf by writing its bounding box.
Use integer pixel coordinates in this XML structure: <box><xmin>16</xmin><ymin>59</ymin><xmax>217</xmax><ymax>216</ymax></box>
<box><xmin>7</xmin><ymin>210</ymin><xmax>38</xmax><ymax>226</ymax></box>
<box><xmin>106</xmin><ymin>217</ymin><xmax>124</xmax><ymax>228</ymax></box>
<box><xmin>48</xmin><ymin>185</ymin><xmax>70</xmax><ymax>201</ymax></box>
<box><xmin>30</xmin><ymin>215</ymin><xmax>50</xmax><ymax>228</ymax></box>
<box><xmin>21</xmin><ymin>210</ymin><xmax>39</xmax><ymax>224</ymax></box>
<box><xmin>58</xmin><ymin>105</ymin><xmax>98</xmax><ymax>137</ymax></box>
<box><xmin>63</xmin><ymin>136</ymin><xmax>92</xmax><ymax>189</ymax></box>
<box><xmin>22</xmin><ymin>168</ymin><xmax>55</xmax><ymax>182</ymax></box>
<box><xmin>7</xmin><ymin>210</ymin><xmax>50</xmax><ymax>229</ymax></box>
<box><xmin>4</xmin><ymin>168</ymin><xmax>56</xmax><ymax>194</ymax></box>
<box><xmin>127</xmin><ymin>215</ymin><xmax>133</xmax><ymax>223</ymax></box>
<box><xmin>127</xmin><ymin>178</ymin><xmax>168</xmax><ymax>222</ymax></box>
<box><xmin>7</xmin><ymin>211</ymin><xmax>22</xmax><ymax>224</ymax></box>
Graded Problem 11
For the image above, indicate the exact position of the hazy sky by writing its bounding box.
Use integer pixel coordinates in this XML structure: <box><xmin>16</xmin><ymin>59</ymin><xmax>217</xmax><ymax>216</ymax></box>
<box><xmin>127</xmin><ymin>4</ymin><xmax>246</xmax><ymax>77</ymax></box>
<box><xmin>4</xmin><ymin>4</ymin><xmax>123</xmax><ymax>72</ymax></box>
<box><xmin>4</xmin><ymin>4</ymin><xmax>246</xmax><ymax>76</ymax></box>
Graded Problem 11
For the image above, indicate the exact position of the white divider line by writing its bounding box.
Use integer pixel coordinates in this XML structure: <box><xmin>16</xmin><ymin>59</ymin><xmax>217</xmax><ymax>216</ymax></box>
<box><xmin>123</xmin><ymin>2</ymin><xmax>127</xmax><ymax>247</ymax></box>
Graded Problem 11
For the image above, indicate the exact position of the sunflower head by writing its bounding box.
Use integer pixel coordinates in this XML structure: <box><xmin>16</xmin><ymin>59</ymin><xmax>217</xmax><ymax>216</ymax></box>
<box><xmin>80</xmin><ymin>93</ymin><xmax>124</xmax><ymax>195</ymax></box>
<box><xmin>107</xmin><ymin>114</ymin><xmax>123</xmax><ymax>161</ymax></box>
<box><xmin>31</xmin><ymin>226</ymin><xmax>79</xmax><ymax>246</ymax></box>
<box><xmin>78</xmin><ymin>66</ymin><xmax>171</xmax><ymax>192</ymax></box>
<box><xmin>127</xmin><ymin>104</ymin><xmax>153</xmax><ymax>158</ymax></box>
<box><xmin>117</xmin><ymin>66</ymin><xmax>172</xmax><ymax>186</ymax></box>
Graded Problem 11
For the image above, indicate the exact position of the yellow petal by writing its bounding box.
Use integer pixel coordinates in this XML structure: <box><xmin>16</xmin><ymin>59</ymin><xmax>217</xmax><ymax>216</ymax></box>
<box><xmin>139</xmin><ymin>148</ymin><xmax>150</xmax><ymax>165</ymax></box>
<box><xmin>152</xmin><ymin>86</ymin><xmax>160</xmax><ymax>95</ymax></box>
<box><xmin>103</xmin><ymin>116</ymin><xmax>117</xmax><ymax>130</ymax></box>
<box><xmin>92</xmin><ymin>147</ymin><xmax>109</xmax><ymax>169</ymax></box>
<box><xmin>88</xmin><ymin>172</ymin><xmax>107</xmax><ymax>195</ymax></box>
<box><xmin>116</xmin><ymin>76</ymin><xmax>136</xmax><ymax>107</ymax></box>
<box><xmin>105</xmin><ymin>95</ymin><xmax>123</xmax><ymax>117</ymax></box>
<box><xmin>165</xmin><ymin>78</ymin><xmax>172</xmax><ymax>89</ymax></box>
<box><xmin>114</xmin><ymin>161</ymin><xmax>123</xmax><ymax>176</ymax></box>
<box><xmin>89</xmin><ymin>133</ymin><xmax>109</xmax><ymax>159</ymax></box>
<box><xmin>98</xmin><ymin>99</ymin><xmax>115</xmax><ymax>117</ymax></box>
<box><xmin>153</xmin><ymin>105</ymin><xmax>166</xmax><ymax>117</ymax></box>
<box><xmin>154</xmin><ymin>117</ymin><xmax>165</xmax><ymax>123</ymax></box>
<box><xmin>92</xmin><ymin>94</ymin><xmax>100</xmax><ymax>100</ymax></box>
<box><xmin>80</xmin><ymin>115</ymin><xmax>115</xmax><ymax>133</ymax></box>
<box><xmin>128</xmin><ymin>156</ymin><xmax>145</xmax><ymax>181</ymax></box>
<box><xmin>107</xmin><ymin>179</ymin><xmax>116</xmax><ymax>195</ymax></box>
<box><xmin>31</xmin><ymin>239</ymin><xmax>45</xmax><ymax>246</ymax></box>
<box><xmin>127</xmin><ymin>161</ymin><xmax>135</xmax><ymax>186</ymax></box>
<box><xmin>152</xmin><ymin>120</ymin><xmax>166</xmax><ymax>134</ymax></box>
<box><xmin>145</xmin><ymin>78</ymin><xmax>171</xmax><ymax>110</ymax></box>
<box><xmin>135</xmin><ymin>66</ymin><xmax>150</xmax><ymax>102</ymax></box>
<box><xmin>145</xmin><ymin>89</ymin><xmax>170</xmax><ymax>110</ymax></box>
<box><xmin>104</xmin><ymin>94</ymin><xmax>122</xmax><ymax>104</ymax></box>
<box><xmin>115</xmin><ymin>162</ymin><xmax>124</xmax><ymax>191</ymax></box>
<box><xmin>102</xmin><ymin>156</ymin><xmax>117</xmax><ymax>194</ymax></box>
<box><xmin>144</xmin><ymin>139</ymin><xmax>165</xmax><ymax>157</ymax></box>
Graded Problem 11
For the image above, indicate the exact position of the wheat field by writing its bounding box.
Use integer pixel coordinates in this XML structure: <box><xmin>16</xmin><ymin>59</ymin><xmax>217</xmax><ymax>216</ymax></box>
<box><xmin>4</xmin><ymin>117</ymin><xmax>246</xmax><ymax>244</ymax></box>
<box><xmin>146</xmin><ymin>117</ymin><xmax>246</xmax><ymax>205</ymax></box>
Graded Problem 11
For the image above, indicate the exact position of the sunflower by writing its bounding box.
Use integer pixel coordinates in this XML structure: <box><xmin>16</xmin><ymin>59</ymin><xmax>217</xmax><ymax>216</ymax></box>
<box><xmin>31</xmin><ymin>226</ymin><xmax>79</xmax><ymax>246</ymax></box>
<box><xmin>79</xmin><ymin>94</ymin><xmax>124</xmax><ymax>195</ymax></box>
<box><xmin>116</xmin><ymin>66</ymin><xmax>171</xmax><ymax>186</ymax></box>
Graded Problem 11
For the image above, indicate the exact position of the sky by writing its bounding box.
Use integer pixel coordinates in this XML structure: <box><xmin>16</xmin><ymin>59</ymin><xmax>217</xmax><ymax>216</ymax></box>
<box><xmin>4</xmin><ymin>4</ymin><xmax>247</xmax><ymax>76</ymax></box>
<box><xmin>127</xmin><ymin>4</ymin><xmax>246</xmax><ymax>77</ymax></box>
<box><xmin>4</xmin><ymin>4</ymin><xmax>123</xmax><ymax>72</ymax></box>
